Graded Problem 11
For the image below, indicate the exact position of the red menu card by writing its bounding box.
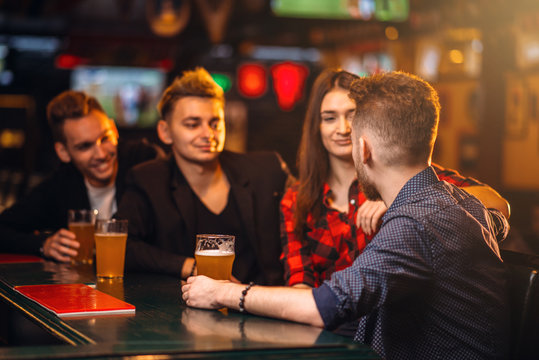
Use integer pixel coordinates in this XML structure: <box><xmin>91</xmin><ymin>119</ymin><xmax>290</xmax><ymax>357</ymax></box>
<box><xmin>14</xmin><ymin>284</ymin><xmax>136</xmax><ymax>318</ymax></box>
<box><xmin>0</xmin><ymin>254</ymin><xmax>42</xmax><ymax>263</ymax></box>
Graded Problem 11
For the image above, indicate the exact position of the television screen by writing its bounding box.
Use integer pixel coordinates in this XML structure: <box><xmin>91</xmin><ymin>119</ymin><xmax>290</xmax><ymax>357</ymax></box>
<box><xmin>71</xmin><ymin>66</ymin><xmax>166</xmax><ymax>128</ymax></box>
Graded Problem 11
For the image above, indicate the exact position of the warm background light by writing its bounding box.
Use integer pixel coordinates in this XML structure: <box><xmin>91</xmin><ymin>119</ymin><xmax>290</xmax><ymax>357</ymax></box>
<box><xmin>449</xmin><ymin>49</ymin><xmax>464</xmax><ymax>64</ymax></box>
<box><xmin>385</xmin><ymin>26</ymin><xmax>399</xmax><ymax>40</ymax></box>
<box><xmin>237</xmin><ymin>63</ymin><xmax>267</xmax><ymax>98</ymax></box>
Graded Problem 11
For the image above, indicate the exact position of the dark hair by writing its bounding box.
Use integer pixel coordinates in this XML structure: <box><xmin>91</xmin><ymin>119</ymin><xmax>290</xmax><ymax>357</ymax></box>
<box><xmin>46</xmin><ymin>90</ymin><xmax>105</xmax><ymax>143</ymax></box>
<box><xmin>349</xmin><ymin>71</ymin><xmax>440</xmax><ymax>166</ymax></box>
<box><xmin>294</xmin><ymin>69</ymin><xmax>359</xmax><ymax>241</ymax></box>
<box><xmin>158</xmin><ymin>67</ymin><xmax>224</xmax><ymax>121</ymax></box>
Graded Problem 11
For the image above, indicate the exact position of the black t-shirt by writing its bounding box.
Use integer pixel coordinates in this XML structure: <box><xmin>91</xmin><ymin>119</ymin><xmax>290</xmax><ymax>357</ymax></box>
<box><xmin>192</xmin><ymin>189</ymin><xmax>260</xmax><ymax>282</ymax></box>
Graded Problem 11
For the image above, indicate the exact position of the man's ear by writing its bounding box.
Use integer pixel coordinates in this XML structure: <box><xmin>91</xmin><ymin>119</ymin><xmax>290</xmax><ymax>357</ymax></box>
<box><xmin>358</xmin><ymin>136</ymin><xmax>371</xmax><ymax>164</ymax></box>
<box><xmin>54</xmin><ymin>142</ymin><xmax>71</xmax><ymax>163</ymax></box>
<box><xmin>157</xmin><ymin>120</ymin><xmax>173</xmax><ymax>145</ymax></box>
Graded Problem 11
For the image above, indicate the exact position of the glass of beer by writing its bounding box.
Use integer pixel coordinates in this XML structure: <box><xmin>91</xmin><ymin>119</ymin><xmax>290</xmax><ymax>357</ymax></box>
<box><xmin>68</xmin><ymin>209</ymin><xmax>98</xmax><ymax>264</ymax></box>
<box><xmin>94</xmin><ymin>219</ymin><xmax>128</xmax><ymax>279</ymax></box>
<box><xmin>195</xmin><ymin>234</ymin><xmax>235</xmax><ymax>280</ymax></box>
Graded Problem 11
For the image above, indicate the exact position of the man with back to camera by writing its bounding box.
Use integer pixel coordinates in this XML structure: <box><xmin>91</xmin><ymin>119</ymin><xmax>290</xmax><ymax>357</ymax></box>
<box><xmin>115</xmin><ymin>67</ymin><xmax>291</xmax><ymax>284</ymax></box>
<box><xmin>182</xmin><ymin>71</ymin><xmax>510</xmax><ymax>359</ymax></box>
<box><xmin>0</xmin><ymin>90</ymin><xmax>163</xmax><ymax>262</ymax></box>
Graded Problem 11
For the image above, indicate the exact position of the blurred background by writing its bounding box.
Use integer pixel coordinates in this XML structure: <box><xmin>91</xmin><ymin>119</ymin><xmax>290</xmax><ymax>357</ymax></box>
<box><xmin>0</xmin><ymin>0</ymin><xmax>538</xmax><ymax>251</ymax></box>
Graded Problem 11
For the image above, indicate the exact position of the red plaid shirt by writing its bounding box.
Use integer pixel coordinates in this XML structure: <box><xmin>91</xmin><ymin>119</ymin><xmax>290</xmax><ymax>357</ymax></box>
<box><xmin>280</xmin><ymin>163</ymin><xmax>484</xmax><ymax>287</ymax></box>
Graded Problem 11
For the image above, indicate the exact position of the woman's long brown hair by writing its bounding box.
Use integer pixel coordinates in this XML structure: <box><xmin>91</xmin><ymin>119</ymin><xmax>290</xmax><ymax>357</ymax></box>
<box><xmin>294</xmin><ymin>69</ymin><xmax>359</xmax><ymax>242</ymax></box>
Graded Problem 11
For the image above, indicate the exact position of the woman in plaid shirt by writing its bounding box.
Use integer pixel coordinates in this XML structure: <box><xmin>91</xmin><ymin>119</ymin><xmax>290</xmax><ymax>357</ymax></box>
<box><xmin>280</xmin><ymin>69</ymin><xmax>510</xmax><ymax>288</ymax></box>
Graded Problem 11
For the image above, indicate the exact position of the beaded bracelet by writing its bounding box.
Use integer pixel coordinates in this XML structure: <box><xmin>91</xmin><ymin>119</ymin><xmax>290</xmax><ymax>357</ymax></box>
<box><xmin>239</xmin><ymin>281</ymin><xmax>255</xmax><ymax>313</ymax></box>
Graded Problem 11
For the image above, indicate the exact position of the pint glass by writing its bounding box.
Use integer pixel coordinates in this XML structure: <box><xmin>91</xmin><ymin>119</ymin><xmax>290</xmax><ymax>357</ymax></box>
<box><xmin>94</xmin><ymin>219</ymin><xmax>128</xmax><ymax>278</ymax></box>
<box><xmin>68</xmin><ymin>209</ymin><xmax>98</xmax><ymax>264</ymax></box>
<box><xmin>195</xmin><ymin>234</ymin><xmax>235</xmax><ymax>280</ymax></box>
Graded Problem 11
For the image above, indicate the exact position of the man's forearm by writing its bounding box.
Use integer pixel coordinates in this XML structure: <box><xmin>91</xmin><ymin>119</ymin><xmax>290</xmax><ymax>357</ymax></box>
<box><xmin>218</xmin><ymin>283</ymin><xmax>324</xmax><ymax>327</ymax></box>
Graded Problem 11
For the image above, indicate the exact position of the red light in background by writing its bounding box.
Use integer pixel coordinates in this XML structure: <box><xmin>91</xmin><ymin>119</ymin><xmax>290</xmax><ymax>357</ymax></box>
<box><xmin>271</xmin><ymin>61</ymin><xmax>308</xmax><ymax>111</ymax></box>
<box><xmin>156</xmin><ymin>58</ymin><xmax>174</xmax><ymax>71</ymax></box>
<box><xmin>237</xmin><ymin>63</ymin><xmax>267</xmax><ymax>98</ymax></box>
<box><xmin>55</xmin><ymin>54</ymin><xmax>86</xmax><ymax>69</ymax></box>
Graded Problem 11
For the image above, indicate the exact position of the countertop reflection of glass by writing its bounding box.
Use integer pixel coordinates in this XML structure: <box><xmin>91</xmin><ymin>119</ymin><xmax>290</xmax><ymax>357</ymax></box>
<box><xmin>43</xmin><ymin>261</ymin><xmax>82</xmax><ymax>283</ymax></box>
<box><xmin>96</xmin><ymin>277</ymin><xmax>125</xmax><ymax>301</ymax></box>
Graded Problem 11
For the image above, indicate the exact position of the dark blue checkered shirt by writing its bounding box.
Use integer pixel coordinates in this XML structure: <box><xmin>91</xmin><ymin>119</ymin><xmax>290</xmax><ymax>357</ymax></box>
<box><xmin>313</xmin><ymin>166</ymin><xmax>510</xmax><ymax>359</ymax></box>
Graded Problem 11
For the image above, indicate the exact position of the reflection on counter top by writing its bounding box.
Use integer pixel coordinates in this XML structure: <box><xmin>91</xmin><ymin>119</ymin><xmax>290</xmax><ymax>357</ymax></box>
<box><xmin>0</xmin><ymin>260</ymin><xmax>380</xmax><ymax>360</ymax></box>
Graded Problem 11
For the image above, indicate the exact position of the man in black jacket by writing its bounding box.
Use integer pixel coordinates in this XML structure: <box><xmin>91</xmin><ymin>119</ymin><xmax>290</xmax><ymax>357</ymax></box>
<box><xmin>116</xmin><ymin>68</ymin><xmax>291</xmax><ymax>285</ymax></box>
<box><xmin>0</xmin><ymin>91</ymin><xmax>162</xmax><ymax>262</ymax></box>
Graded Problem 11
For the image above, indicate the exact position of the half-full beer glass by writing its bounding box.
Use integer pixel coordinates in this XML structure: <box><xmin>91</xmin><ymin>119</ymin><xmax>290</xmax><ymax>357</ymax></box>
<box><xmin>195</xmin><ymin>234</ymin><xmax>235</xmax><ymax>280</ymax></box>
<box><xmin>94</xmin><ymin>219</ymin><xmax>128</xmax><ymax>278</ymax></box>
<box><xmin>68</xmin><ymin>209</ymin><xmax>98</xmax><ymax>264</ymax></box>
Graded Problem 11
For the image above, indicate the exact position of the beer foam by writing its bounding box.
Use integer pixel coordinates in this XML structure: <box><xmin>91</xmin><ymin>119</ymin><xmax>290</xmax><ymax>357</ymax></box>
<box><xmin>195</xmin><ymin>249</ymin><xmax>234</xmax><ymax>256</ymax></box>
<box><xmin>95</xmin><ymin>232</ymin><xmax>126</xmax><ymax>237</ymax></box>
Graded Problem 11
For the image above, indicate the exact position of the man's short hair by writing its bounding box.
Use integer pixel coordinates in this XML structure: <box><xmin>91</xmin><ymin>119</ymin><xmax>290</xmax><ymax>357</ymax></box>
<box><xmin>349</xmin><ymin>71</ymin><xmax>440</xmax><ymax>166</ymax></box>
<box><xmin>158</xmin><ymin>67</ymin><xmax>224</xmax><ymax>121</ymax></box>
<box><xmin>47</xmin><ymin>90</ymin><xmax>105</xmax><ymax>143</ymax></box>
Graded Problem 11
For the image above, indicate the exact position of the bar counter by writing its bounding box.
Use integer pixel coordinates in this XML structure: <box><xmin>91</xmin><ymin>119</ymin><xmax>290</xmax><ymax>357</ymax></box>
<box><xmin>0</xmin><ymin>260</ymin><xmax>380</xmax><ymax>359</ymax></box>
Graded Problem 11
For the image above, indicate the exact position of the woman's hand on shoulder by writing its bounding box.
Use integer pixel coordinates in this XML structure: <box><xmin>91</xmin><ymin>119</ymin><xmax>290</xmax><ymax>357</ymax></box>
<box><xmin>356</xmin><ymin>200</ymin><xmax>387</xmax><ymax>236</ymax></box>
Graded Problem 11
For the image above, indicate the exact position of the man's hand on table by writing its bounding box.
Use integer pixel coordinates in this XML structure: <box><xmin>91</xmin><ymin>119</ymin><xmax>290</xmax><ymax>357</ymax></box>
<box><xmin>182</xmin><ymin>275</ymin><xmax>229</xmax><ymax>309</ymax></box>
<box><xmin>42</xmin><ymin>228</ymin><xmax>79</xmax><ymax>262</ymax></box>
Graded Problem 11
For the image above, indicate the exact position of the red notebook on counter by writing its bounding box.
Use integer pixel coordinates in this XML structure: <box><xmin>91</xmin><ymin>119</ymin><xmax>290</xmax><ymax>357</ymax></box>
<box><xmin>14</xmin><ymin>284</ymin><xmax>136</xmax><ymax>318</ymax></box>
<box><xmin>0</xmin><ymin>254</ymin><xmax>43</xmax><ymax>263</ymax></box>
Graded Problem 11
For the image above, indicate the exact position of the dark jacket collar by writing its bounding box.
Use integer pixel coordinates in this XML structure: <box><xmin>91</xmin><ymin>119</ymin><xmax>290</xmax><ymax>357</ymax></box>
<box><xmin>169</xmin><ymin>151</ymin><xmax>257</xmax><ymax>251</ymax></box>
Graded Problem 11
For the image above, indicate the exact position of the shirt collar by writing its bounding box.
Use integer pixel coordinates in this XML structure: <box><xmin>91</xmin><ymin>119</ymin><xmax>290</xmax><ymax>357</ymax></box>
<box><xmin>322</xmin><ymin>183</ymin><xmax>332</xmax><ymax>207</ymax></box>
<box><xmin>386</xmin><ymin>166</ymin><xmax>439</xmax><ymax>212</ymax></box>
<box><xmin>322</xmin><ymin>179</ymin><xmax>360</xmax><ymax>208</ymax></box>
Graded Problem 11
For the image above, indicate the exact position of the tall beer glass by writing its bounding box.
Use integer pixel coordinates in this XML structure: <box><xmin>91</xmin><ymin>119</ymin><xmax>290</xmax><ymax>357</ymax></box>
<box><xmin>195</xmin><ymin>234</ymin><xmax>235</xmax><ymax>280</ymax></box>
<box><xmin>94</xmin><ymin>219</ymin><xmax>128</xmax><ymax>278</ymax></box>
<box><xmin>68</xmin><ymin>209</ymin><xmax>98</xmax><ymax>264</ymax></box>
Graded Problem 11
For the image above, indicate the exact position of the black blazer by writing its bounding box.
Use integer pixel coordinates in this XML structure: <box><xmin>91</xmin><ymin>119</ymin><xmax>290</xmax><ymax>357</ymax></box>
<box><xmin>0</xmin><ymin>139</ymin><xmax>162</xmax><ymax>255</ymax></box>
<box><xmin>117</xmin><ymin>151</ymin><xmax>290</xmax><ymax>285</ymax></box>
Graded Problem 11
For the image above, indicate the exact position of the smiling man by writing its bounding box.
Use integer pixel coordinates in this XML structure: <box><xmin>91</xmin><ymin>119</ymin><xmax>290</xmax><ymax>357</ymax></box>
<box><xmin>0</xmin><ymin>91</ymin><xmax>163</xmax><ymax>262</ymax></box>
<box><xmin>54</xmin><ymin>107</ymin><xmax>119</xmax><ymax>189</ymax></box>
<box><xmin>115</xmin><ymin>67</ymin><xmax>291</xmax><ymax>283</ymax></box>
